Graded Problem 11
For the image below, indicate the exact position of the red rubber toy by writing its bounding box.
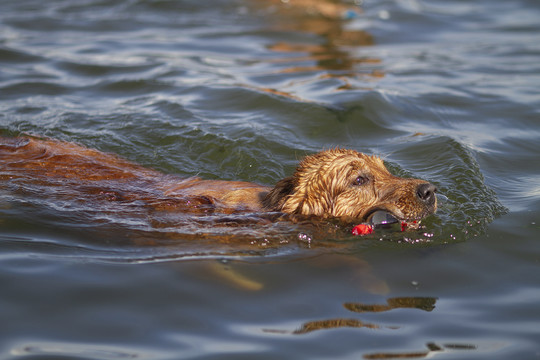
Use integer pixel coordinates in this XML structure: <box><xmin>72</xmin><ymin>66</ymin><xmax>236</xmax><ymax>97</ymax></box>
<box><xmin>351</xmin><ymin>224</ymin><xmax>374</xmax><ymax>236</ymax></box>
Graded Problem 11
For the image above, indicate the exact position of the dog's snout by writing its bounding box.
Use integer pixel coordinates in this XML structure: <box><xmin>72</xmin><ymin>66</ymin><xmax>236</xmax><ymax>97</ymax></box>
<box><xmin>416</xmin><ymin>183</ymin><xmax>437</xmax><ymax>203</ymax></box>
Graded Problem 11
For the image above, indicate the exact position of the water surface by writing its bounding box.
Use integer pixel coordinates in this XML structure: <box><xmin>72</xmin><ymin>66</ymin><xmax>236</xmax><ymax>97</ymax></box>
<box><xmin>1</xmin><ymin>0</ymin><xmax>539</xmax><ymax>359</ymax></box>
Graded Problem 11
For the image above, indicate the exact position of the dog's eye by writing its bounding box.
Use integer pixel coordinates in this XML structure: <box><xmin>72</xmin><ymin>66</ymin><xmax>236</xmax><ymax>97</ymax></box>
<box><xmin>353</xmin><ymin>175</ymin><xmax>369</xmax><ymax>186</ymax></box>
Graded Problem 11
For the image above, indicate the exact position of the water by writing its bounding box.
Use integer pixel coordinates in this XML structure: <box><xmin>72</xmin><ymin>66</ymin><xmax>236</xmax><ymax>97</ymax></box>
<box><xmin>1</xmin><ymin>0</ymin><xmax>539</xmax><ymax>358</ymax></box>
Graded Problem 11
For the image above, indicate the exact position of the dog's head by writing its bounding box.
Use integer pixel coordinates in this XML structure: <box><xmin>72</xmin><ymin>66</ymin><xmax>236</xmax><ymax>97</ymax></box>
<box><xmin>263</xmin><ymin>149</ymin><xmax>437</xmax><ymax>222</ymax></box>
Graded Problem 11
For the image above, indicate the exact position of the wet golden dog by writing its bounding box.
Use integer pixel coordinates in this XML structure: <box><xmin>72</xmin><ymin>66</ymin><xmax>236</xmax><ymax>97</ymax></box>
<box><xmin>0</xmin><ymin>136</ymin><xmax>436</xmax><ymax>223</ymax></box>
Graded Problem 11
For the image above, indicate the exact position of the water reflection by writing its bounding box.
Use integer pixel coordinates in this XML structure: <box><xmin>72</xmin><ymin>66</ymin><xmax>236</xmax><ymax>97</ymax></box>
<box><xmin>249</xmin><ymin>0</ymin><xmax>382</xmax><ymax>98</ymax></box>
<box><xmin>267</xmin><ymin>295</ymin><xmax>476</xmax><ymax>358</ymax></box>
<box><xmin>344</xmin><ymin>296</ymin><xmax>437</xmax><ymax>313</ymax></box>
<box><xmin>363</xmin><ymin>342</ymin><xmax>477</xmax><ymax>359</ymax></box>
<box><xmin>294</xmin><ymin>318</ymin><xmax>379</xmax><ymax>334</ymax></box>
<box><xmin>265</xmin><ymin>296</ymin><xmax>436</xmax><ymax>334</ymax></box>
<box><xmin>291</xmin><ymin>297</ymin><xmax>437</xmax><ymax>334</ymax></box>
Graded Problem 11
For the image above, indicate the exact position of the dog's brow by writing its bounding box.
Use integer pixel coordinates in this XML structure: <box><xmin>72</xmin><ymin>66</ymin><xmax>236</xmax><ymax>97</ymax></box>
<box><xmin>348</xmin><ymin>159</ymin><xmax>367</xmax><ymax>171</ymax></box>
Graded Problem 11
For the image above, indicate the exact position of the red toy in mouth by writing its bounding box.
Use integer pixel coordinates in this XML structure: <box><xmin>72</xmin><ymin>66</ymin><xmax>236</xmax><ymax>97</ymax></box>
<box><xmin>351</xmin><ymin>223</ymin><xmax>374</xmax><ymax>235</ymax></box>
<box><xmin>352</xmin><ymin>210</ymin><xmax>419</xmax><ymax>236</ymax></box>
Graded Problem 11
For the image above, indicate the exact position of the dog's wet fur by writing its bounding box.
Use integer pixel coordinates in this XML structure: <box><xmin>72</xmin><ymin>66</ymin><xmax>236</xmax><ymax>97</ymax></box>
<box><xmin>0</xmin><ymin>136</ymin><xmax>436</xmax><ymax>227</ymax></box>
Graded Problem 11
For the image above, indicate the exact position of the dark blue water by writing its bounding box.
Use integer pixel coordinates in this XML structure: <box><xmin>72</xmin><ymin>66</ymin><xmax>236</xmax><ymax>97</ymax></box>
<box><xmin>1</xmin><ymin>0</ymin><xmax>539</xmax><ymax>359</ymax></box>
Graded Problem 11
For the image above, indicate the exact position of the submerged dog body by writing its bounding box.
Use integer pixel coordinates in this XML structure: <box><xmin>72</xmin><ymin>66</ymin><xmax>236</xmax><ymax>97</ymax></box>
<box><xmin>0</xmin><ymin>136</ymin><xmax>436</xmax><ymax>223</ymax></box>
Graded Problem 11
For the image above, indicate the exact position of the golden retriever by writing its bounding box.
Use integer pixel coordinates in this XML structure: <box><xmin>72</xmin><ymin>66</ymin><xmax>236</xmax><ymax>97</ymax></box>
<box><xmin>0</xmin><ymin>136</ymin><xmax>436</xmax><ymax>225</ymax></box>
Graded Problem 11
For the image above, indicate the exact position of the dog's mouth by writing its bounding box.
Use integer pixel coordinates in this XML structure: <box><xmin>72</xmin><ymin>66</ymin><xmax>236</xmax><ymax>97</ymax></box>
<box><xmin>366</xmin><ymin>210</ymin><xmax>400</xmax><ymax>226</ymax></box>
<box><xmin>352</xmin><ymin>209</ymin><xmax>422</xmax><ymax>236</ymax></box>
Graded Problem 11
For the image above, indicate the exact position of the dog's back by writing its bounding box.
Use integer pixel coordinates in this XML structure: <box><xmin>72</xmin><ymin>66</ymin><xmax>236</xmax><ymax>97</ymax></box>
<box><xmin>0</xmin><ymin>136</ymin><xmax>270</xmax><ymax>214</ymax></box>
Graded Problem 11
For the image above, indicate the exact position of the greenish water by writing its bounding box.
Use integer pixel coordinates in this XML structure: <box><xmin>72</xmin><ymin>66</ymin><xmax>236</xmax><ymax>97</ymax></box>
<box><xmin>1</xmin><ymin>0</ymin><xmax>539</xmax><ymax>359</ymax></box>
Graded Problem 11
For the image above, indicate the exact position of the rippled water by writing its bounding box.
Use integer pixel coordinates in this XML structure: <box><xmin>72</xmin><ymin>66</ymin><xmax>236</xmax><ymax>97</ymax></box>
<box><xmin>1</xmin><ymin>0</ymin><xmax>539</xmax><ymax>359</ymax></box>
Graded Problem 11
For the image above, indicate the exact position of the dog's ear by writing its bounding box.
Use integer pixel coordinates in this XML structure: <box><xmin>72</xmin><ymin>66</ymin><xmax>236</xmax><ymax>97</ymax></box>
<box><xmin>262</xmin><ymin>176</ymin><xmax>296</xmax><ymax>211</ymax></box>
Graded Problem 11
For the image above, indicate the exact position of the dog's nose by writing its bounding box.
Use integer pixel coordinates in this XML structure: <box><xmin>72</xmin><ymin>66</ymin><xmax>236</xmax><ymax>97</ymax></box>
<box><xmin>416</xmin><ymin>183</ymin><xmax>437</xmax><ymax>204</ymax></box>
